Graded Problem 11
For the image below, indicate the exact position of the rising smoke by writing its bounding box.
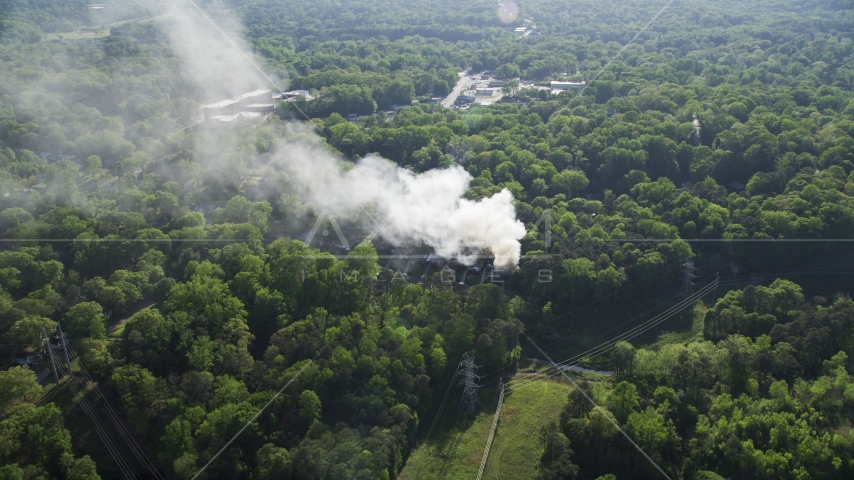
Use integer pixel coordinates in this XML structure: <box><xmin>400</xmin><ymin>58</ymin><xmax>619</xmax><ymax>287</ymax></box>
<box><xmin>160</xmin><ymin>0</ymin><xmax>269</xmax><ymax>102</ymax></box>
<box><xmin>270</xmin><ymin>142</ymin><xmax>527</xmax><ymax>268</ymax></box>
<box><xmin>162</xmin><ymin>1</ymin><xmax>527</xmax><ymax>268</ymax></box>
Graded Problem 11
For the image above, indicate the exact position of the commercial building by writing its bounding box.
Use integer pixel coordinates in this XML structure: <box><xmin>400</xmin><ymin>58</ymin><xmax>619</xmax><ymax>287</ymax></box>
<box><xmin>550</xmin><ymin>81</ymin><xmax>586</xmax><ymax>93</ymax></box>
<box><xmin>243</xmin><ymin>103</ymin><xmax>275</xmax><ymax>113</ymax></box>
<box><xmin>202</xmin><ymin>99</ymin><xmax>242</xmax><ymax>119</ymax></box>
<box><xmin>234</xmin><ymin>89</ymin><xmax>271</xmax><ymax>104</ymax></box>
<box><xmin>274</xmin><ymin>90</ymin><xmax>314</xmax><ymax>102</ymax></box>
<box><xmin>208</xmin><ymin>111</ymin><xmax>263</xmax><ymax>125</ymax></box>
<box><xmin>202</xmin><ymin>89</ymin><xmax>273</xmax><ymax>120</ymax></box>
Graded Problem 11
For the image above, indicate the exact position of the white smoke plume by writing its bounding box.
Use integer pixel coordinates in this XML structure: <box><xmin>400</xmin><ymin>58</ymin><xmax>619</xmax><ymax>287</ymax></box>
<box><xmin>160</xmin><ymin>0</ymin><xmax>270</xmax><ymax>102</ymax></box>
<box><xmin>160</xmin><ymin>2</ymin><xmax>527</xmax><ymax>268</ymax></box>
<box><xmin>271</xmin><ymin>143</ymin><xmax>527</xmax><ymax>268</ymax></box>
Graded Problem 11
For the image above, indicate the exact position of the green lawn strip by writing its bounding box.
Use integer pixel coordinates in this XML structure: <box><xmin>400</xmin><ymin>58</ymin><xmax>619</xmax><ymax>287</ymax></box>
<box><xmin>401</xmin><ymin>376</ymin><xmax>572</xmax><ymax>480</ymax></box>
<box><xmin>483</xmin><ymin>379</ymin><xmax>573</xmax><ymax>479</ymax></box>
<box><xmin>108</xmin><ymin>323</ymin><xmax>125</xmax><ymax>339</ymax></box>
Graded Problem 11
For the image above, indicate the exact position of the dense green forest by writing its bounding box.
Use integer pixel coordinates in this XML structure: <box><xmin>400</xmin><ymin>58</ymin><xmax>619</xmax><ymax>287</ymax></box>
<box><xmin>1</xmin><ymin>0</ymin><xmax>854</xmax><ymax>478</ymax></box>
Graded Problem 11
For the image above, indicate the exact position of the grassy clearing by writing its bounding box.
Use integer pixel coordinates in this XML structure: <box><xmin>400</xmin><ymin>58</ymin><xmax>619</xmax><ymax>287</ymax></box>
<box><xmin>108</xmin><ymin>322</ymin><xmax>125</xmax><ymax>339</ymax></box>
<box><xmin>646</xmin><ymin>301</ymin><xmax>707</xmax><ymax>350</ymax></box>
<box><xmin>400</xmin><ymin>376</ymin><xmax>572</xmax><ymax>480</ymax></box>
<box><xmin>482</xmin><ymin>379</ymin><xmax>572</xmax><ymax>480</ymax></box>
<box><xmin>528</xmin><ymin>286</ymin><xmax>699</xmax><ymax>371</ymax></box>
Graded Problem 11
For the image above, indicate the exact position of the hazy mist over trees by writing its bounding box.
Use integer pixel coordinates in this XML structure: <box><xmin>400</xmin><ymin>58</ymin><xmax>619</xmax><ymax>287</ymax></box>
<box><xmin>1</xmin><ymin>0</ymin><xmax>853</xmax><ymax>478</ymax></box>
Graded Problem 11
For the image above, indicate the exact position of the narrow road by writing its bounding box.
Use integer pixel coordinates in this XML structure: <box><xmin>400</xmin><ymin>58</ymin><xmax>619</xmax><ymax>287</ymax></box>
<box><xmin>107</xmin><ymin>299</ymin><xmax>154</xmax><ymax>334</ymax></box>
<box><xmin>441</xmin><ymin>71</ymin><xmax>469</xmax><ymax>108</ymax></box>
<box><xmin>36</xmin><ymin>368</ymin><xmax>54</xmax><ymax>384</ymax></box>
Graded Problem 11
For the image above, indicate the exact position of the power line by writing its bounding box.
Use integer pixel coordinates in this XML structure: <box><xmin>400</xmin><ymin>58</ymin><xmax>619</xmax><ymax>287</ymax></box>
<box><xmin>475</xmin><ymin>379</ymin><xmax>505</xmax><ymax>480</ymax></box>
<box><xmin>435</xmin><ymin>404</ymin><xmax>467</xmax><ymax>479</ymax></box>
<box><xmin>522</xmin><ymin>333</ymin><xmax>673</xmax><ymax>480</ymax></box>
<box><xmin>516</xmin><ymin>285</ymin><xmax>711</xmax><ymax>386</ymax></box>
<box><xmin>679</xmin><ymin>258</ymin><xmax>696</xmax><ymax>297</ymax></box>
<box><xmin>457</xmin><ymin>352</ymin><xmax>481</xmax><ymax>415</ymax></box>
<box><xmin>425</xmin><ymin>365</ymin><xmax>469</xmax><ymax>462</ymax></box>
<box><xmin>459</xmin><ymin>259</ymin><xmax>687</xmax><ymax>379</ymax></box>
<box><xmin>47</xmin><ymin>341</ymin><xmax>139</xmax><ymax>479</ymax></box>
<box><xmin>3</xmin><ymin>237</ymin><xmax>854</xmax><ymax>243</ymax></box>
<box><xmin>511</xmin><ymin>281</ymin><xmax>716</xmax><ymax>391</ymax></box>
<box><xmin>423</xmin><ymin>363</ymin><xmax>461</xmax><ymax>444</ymax></box>
<box><xmin>526</xmin><ymin>265</ymin><xmax>684</xmax><ymax>355</ymax></box>
<box><xmin>717</xmin><ymin>257</ymin><xmax>854</xmax><ymax>286</ymax></box>
<box><xmin>43</xmin><ymin>329</ymin><xmax>60</xmax><ymax>385</ymax></box>
<box><xmin>576</xmin><ymin>0</ymin><xmax>675</xmax><ymax>98</ymax></box>
<box><xmin>190</xmin><ymin>346</ymin><xmax>328</xmax><ymax>480</ymax></box>
<box><xmin>182</xmin><ymin>0</ymin><xmax>329</xmax><ymax>137</ymax></box>
<box><xmin>510</xmin><ymin>280</ymin><xmax>717</xmax><ymax>391</ymax></box>
<box><xmin>524</xmin><ymin>260</ymin><xmax>685</xmax><ymax>335</ymax></box>
<box><xmin>513</xmin><ymin>256</ymin><xmax>854</xmax><ymax>391</ymax></box>
<box><xmin>61</xmin><ymin>337</ymin><xmax>164</xmax><ymax>480</ymax></box>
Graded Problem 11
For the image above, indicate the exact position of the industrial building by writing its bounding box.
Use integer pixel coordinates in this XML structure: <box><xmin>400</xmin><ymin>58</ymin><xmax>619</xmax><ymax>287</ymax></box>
<box><xmin>273</xmin><ymin>90</ymin><xmax>314</xmax><ymax>102</ymax></box>
<box><xmin>234</xmin><ymin>89</ymin><xmax>271</xmax><ymax>104</ymax></box>
<box><xmin>200</xmin><ymin>88</ymin><xmax>317</xmax><ymax>124</ymax></box>
<box><xmin>202</xmin><ymin>99</ymin><xmax>242</xmax><ymax>119</ymax></box>
<box><xmin>202</xmin><ymin>89</ymin><xmax>274</xmax><ymax>121</ymax></box>
<box><xmin>207</xmin><ymin>111</ymin><xmax>263</xmax><ymax>125</ymax></box>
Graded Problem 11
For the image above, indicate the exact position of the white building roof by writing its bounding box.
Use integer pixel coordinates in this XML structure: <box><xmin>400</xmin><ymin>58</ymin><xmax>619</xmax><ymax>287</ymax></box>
<box><xmin>210</xmin><ymin>112</ymin><xmax>262</xmax><ymax>122</ymax></box>
<box><xmin>203</xmin><ymin>99</ymin><xmax>239</xmax><ymax>109</ymax></box>
<box><xmin>550</xmin><ymin>81</ymin><xmax>587</xmax><ymax>89</ymax></box>
<box><xmin>235</xmin><ymin>89</ymin><xmax>271</xmax><ymax>101</ymax></box>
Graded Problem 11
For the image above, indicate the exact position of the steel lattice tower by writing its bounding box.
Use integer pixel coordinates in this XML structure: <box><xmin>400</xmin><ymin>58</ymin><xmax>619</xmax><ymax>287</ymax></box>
<box><xmin>679</xmin><ymin>259</ymin><xmax>696</xmax><ymax>298</ymax></box>
<box><xmin>458</xmin><ymin>352</ymin><xmax>481</xmax><ymax>415</ymax></box>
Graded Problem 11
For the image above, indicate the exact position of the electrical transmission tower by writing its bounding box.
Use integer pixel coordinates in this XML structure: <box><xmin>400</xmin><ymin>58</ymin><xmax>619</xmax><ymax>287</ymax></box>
<box><xmin>43</xmin><ymin>328</ymin><xmax>59</xmax><ymax>384</ymax></box>
<box><xmin>679</xmin><ymin>259</ymin><xmax>696</xmax><ymax>297</ymax></box>
<box><xmin>458</xmin><ymin>353</ymin><xmax>481</xmax><ymax>415</ymax></box>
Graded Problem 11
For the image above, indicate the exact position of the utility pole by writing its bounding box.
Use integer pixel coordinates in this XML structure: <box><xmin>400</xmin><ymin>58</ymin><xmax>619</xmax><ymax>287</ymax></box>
<box><xmin>43</xmin><ymin>328</ymin><xmax>59</xmax><ymax>384</ymax></box>
<box><xmin>458</xmin><ymin>352</ymin><xmax>481</xmax><ymax>415</ymax></box>
<box><xmin>693</xmin><ymin>112</ymin><xmax>702</xmax><ymax>146</ymax></box>
<box><xmin>56</xmin><ymin>322</ymin><xmax>73</xmax><ymax>372</ymax></box>
<box><xmin>712</xmin><ymin>272</ymin><xmax>720</xmax><ymax>303</ymax></box>
<box><xmin>679</xmin><ymin>259</ymin><xmax>696</xmax><ymax>298</ymax></box>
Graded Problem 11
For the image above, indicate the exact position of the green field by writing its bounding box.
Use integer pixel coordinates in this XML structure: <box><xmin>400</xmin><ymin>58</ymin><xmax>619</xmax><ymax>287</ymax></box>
<box><xmin>401</xmin><ymin>376</ymin><xmax>572</xmax><ymax>480</ymax></box>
